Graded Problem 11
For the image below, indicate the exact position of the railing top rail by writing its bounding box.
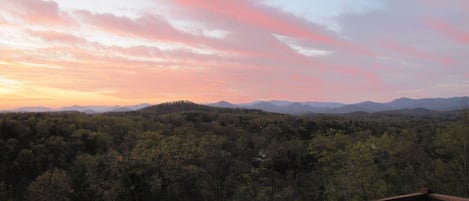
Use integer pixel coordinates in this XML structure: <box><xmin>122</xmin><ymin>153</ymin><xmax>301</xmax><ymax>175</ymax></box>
<box><xmin>376</xmin><ymin>191</ymin><xmax>469</xmax><ymax>201</ymax></box>
<box><xmin>375</xmin><ymin>192</ymin><xmax>427</xmax><ymax>201</ymax></box>
<box><xmin>429</xmin><ymin>194</ymin><xmax>469</xmax><ymax>201</ymax></box>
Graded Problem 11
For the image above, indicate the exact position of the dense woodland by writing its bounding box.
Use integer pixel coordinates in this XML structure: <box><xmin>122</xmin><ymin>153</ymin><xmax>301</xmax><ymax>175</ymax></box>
<box><xmin>0</xmin><ymin>101</ymin><xmax>468</xmax><ymax>201</ymax></box>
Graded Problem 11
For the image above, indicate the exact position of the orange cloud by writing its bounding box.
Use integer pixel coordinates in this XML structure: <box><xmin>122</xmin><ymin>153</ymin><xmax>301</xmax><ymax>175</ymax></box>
<box><xmin>25</xmin><ymin>29</ymin><xmax>85</xmax><ymax>44</ymax></box>
<box><xmin>0</xmin><ymin>0</ymin><xmax>466</xmax><ymax>108</ymax></box>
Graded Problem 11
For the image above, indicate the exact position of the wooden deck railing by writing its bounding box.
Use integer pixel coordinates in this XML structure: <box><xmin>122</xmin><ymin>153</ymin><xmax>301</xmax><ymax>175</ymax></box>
<box><xmin>376</xmin><ymin>189</ymin><xmax>469</xmax><ymax>201</ymax></box>
<box><xmin>428</xmin><ymin>194</ymin><xmax>469</xmax><ymax>201</ymax></box>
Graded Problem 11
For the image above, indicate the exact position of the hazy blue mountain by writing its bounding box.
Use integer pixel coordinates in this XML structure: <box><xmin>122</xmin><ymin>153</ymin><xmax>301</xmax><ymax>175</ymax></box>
<box><xmin>302</xmin><ymin>102</ymin><xmax>345</xmax><ymax>108</ymax></box>
<box><xmin>282</xmin><ymin>102</ymin><xmax>319</xmax><ymax>114</ymax></box>
<box><xmin>344</xmin><ymin>97</ymin><xmax>468</xmax><ymax>112</ymax></box>
<box><xmin>209</xmin><ymin>101</ymin><xmax>239</xmax><ymax>108</ymax></box>
<box><xmin>4</xmin><ymin>103</ymin><xmax>153</xmax><ymax>113</ymax></box>
<box><xmin>108</xmin><ymin>104</ymin><xmax>153</xmax><ymax>112</ymax></box>
<box><xmin>246</xmin><ymin>101</ymin><xmax>280</xmax><ymax>111</ymax></box>
<box><xmin>209</xmin><ymin>97</ymin><xmax>468</xmax><ymax>114</ymax></box>
<box><xmin>11</xmin><ymin>107</ymin><xmax>52</xmax><ymax>113</ymax></box>
<box><xmin>387</xmin><ymin>97</ymin><xmax>466</xmax><ymax>111</ymax></box>
<box><xmin>264</xmin><ymin>100</ymin><xmax>295</xmax><ymax>106</ymax></box>
<box><xmin>59</xmin><ymin>103</ymin><xmax>153</xmax><ymax>113</ymax></box>
<box><xmin>110</xmin><ymin>107</ymin><xmax>133</xmax><ymax>112</ymax></box>
<box><xmin>126</xmin><ymin>103</ymin><xmax>152</xmax><ymax>111</ymax></box>
<box><xmin>59</xmin><ymin>105</ymin><xmax>120</xmax><ymax>113</ymax></box>
<box><xmin>4</xmin><ymin>97</ymin><xmax>467</xmax><ymax>114</ymax></box>
<box><xmin>388</xmin><ymin>97</ymin><xmax>415</xmax><ymax>107</ymax></box>
<box><xmin>335</xmin><ymin>101</ymin><xmax>393</xmax><ymax>113</ymax></box>
<box><xmin>210</xmin><ymin>101</ymin><xmax>335</xmax><ymax>115</ymax></box>
<box><xmin>248</xmin><ymin>102</ymin><xmax>315</xmax><ymax>114</ymax></box>
<box><xmin>374</xmin><ymin>108</ymin><xmax>438</xmax><ymax>116</ymax></box>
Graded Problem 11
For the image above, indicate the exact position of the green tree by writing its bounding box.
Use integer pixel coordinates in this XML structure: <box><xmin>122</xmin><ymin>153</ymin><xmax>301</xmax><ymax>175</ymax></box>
<box><xmin>433</xmin><ymin>110</ymin><xmax>469</xmax><ymax>197</ymax></box>
<box><xmin>26</xmin><ymin>168</ymin><xmax>73</xmax><ymax>201</ymax></box>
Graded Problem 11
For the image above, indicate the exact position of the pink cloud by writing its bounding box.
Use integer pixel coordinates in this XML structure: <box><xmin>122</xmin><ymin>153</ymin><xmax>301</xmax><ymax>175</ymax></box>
<box><xmin>72</xmin><ymin>41</ymin><xmax>377</xmax><ymax>101</ymax></box>
<box><xmin>76</xmin><ymin>2</ymin><xmax>375</xmax><ymax>75</ymax></box>
<box><xmin>1</xmin><ymin>1</ymin><xmax>386</xmax><ymax>104</ymax></box>
<box><xmin>426</xmin><ymin>19</ymin><xmax>469</xmax><ymax>44</ymax></box>
<box><xmin>173</xmin><ymin>0</ymin><xmax>336</xmax><ymax>44</ymax></box>
<box><xmin>2</xmin><ymin>0</ymin><xmax>465</xmax><ymax>106</ymax></box>
<box><xmin>76</xmin><ymin>11</ymin><xmax>266</xmax><ymax>58</ymax></box>
<box><xmin>81</xmin><ymin>13</ymin><xmax>274</xmax><ymax>59</ymax></box>
<box><xmin>76</xmin><ymin>10</ymin><xmax>308</xmax><ymax>64</ymax></box>
<box><xmin>24</xmin><ymin>27</ymin><xmax>243</xmax><ymax>70</ymax></box>
<box><xmin>1</xmin><ymin>0</ymin><xmax>72</xmax><ymax>26</ymax></box>
<box><xmin>25</xmin><ymin>29</ymin><xmax>85</xmax><ymax>44</ymax></box>
<box><xmin>382</xmin><ymin>41</ymin><xmax>454</xmax><ymax>65</ymax></box>
<box><xmin>77</xmin><ymin>10</ymin><xmax>198</xmax><ymax>45</ymax></box>
<box><xmin>170</xmin><ymin>0</ymin><xmax>374</xmax><ymax>56</ymax></box>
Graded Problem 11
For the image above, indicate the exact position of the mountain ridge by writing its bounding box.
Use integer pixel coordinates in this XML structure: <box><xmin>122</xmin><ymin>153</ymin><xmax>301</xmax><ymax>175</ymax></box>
<box><xmin>1</xmin><ymin>103</ymin><xmax>151</xmax><ymax>114</ymax></box>
<box><xmin>209</xmin><ymin>96</ymin><xmax>469</xmax><ymax>115</ymax></box>
<box><xmin>2</xmin><ymin>97</ymin><xmax>467</xmax><ymax>115</ymax></box>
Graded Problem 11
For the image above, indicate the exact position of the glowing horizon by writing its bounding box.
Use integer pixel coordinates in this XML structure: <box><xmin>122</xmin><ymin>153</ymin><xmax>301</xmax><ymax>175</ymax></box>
<box><xmin>0</xmin><ymin>0</ymin><xmax>468</xmax><ymax>110</ymax></box>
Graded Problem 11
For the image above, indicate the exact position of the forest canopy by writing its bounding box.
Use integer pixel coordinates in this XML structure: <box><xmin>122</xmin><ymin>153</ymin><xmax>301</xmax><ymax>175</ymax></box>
<box><xmin>0</xmin><ymin>101</ymin><xmax>468</xmax><ymax>201</ymax></box>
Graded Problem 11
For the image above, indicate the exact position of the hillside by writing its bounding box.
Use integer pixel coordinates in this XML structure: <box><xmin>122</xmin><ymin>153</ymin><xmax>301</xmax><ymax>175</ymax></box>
<box><xmin>0</xmin><ymin>104</ymin><xmax>467</xmax><ymax>200</ymax></box>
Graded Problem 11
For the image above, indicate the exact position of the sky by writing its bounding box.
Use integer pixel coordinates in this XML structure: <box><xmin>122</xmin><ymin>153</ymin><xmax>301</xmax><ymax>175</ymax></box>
<box><xmin>0</xmin><ymin>0</ymin><xmax>468</xmax><ymax>109</ymax></box>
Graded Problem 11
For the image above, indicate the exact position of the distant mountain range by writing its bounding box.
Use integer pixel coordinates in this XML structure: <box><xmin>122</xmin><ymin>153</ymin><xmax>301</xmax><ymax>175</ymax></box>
<box><xmin>1</xmin><ymin>97</ymin><xmax>467</xmax><ymax>115</ymax></box>
<box><xmin>0</xmin><ymin>103</ymin><xmax>152</xmax><ymax>114</ymax></box>
<box><xmin>209</xmin><ymin>97</ymin><xmax>469</xmax><ymax>115</ymax></box>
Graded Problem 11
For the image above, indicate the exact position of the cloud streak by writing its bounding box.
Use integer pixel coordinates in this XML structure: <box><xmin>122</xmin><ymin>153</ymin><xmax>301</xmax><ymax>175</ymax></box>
<box><xmin>1</xmin><ymin>0</ymin><xmax>72</xmax><ymax>25</ymax></box>
<box><xmin>426</xmin><ymin>19</ymin><xmax>469</xmax><ymax>44</ymax></box>
<box><xmin>0</xmin><ymin>0</ymin><xmax>467</xmax><ymax>109</ymax></box>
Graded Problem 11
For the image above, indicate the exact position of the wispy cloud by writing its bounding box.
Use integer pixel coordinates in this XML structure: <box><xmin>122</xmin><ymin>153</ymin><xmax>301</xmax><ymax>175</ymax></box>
<box><xmin>0</xmin><ymin>0</ymin><xmax>467</xmax><ymax>109</ymax></box>
<box><xmin>426</xmin><ymin>19</ymin><xmax>469</xmax><ymax>44</ymax></box>
<box><xmin>1</xmin><ymin>0</ymin><xmax>73</xmax><ymax>25</ymax></box>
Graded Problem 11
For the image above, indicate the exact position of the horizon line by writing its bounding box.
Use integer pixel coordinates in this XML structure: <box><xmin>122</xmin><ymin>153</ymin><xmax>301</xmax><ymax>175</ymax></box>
<box><xmin>1</xmin><ymin>95</ymin><xmax>468</xmax><ymax>111</ymax></box>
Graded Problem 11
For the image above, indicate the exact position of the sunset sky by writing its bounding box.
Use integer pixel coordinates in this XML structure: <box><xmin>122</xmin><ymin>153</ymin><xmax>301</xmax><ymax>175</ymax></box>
<box><xmin>0</xmin><ymin>0</ymin><xmax>468</xmax><ymax>109</ymax></box>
